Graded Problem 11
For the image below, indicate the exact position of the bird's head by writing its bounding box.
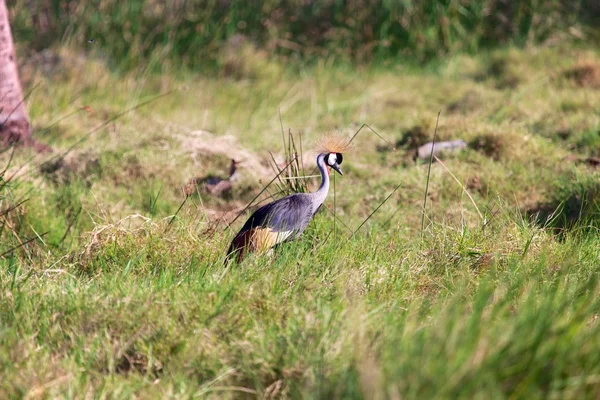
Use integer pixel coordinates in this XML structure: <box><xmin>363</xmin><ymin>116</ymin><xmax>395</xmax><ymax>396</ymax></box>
<box><xmin>229</xmin><ymin>159</ymin><xmax>244</xmax><ymax>176</ymax></box>
<box><xmin>325</xmin><ymin>152</ymin><xmax>343</xmax><ymax>176</ymax></box>
<box><xmin>316</xmin><ymin>132</ymin><xmax>351</xmax><ymax>177</ymax></box>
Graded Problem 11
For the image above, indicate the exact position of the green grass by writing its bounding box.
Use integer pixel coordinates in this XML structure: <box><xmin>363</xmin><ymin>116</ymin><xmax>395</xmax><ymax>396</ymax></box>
<box><xmin>2</xmin><ymin>42</ymin><xmax>600</xmax><ymax>398</ymax></box>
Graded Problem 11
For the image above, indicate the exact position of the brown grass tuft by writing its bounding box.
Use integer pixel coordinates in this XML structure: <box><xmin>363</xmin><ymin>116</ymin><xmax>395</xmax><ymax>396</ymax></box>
<box><xmin>396</xmin><ymin>124</ymin><xmax>431</xmax><ymax>150</ymax></box>
<box><xmin>469</xmin><ymin>133</ymin><xmax>507</xmax><ymax>160</ymax></box>
<box><xmin>563</xmin><ymin>61</ymin><xmax>600</xmax><ymax>89</ymax></box>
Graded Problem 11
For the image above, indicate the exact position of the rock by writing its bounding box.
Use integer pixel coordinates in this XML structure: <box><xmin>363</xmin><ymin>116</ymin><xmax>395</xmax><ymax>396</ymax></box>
<box><xmin>416</xmin><ymin>140</ymin><xmax>467</xmax><ymax>160</ymax></box>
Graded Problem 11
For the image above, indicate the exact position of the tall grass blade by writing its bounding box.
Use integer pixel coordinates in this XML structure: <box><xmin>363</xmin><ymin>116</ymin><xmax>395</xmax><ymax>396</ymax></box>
<box><xmin>349</xmin><ymin>182</ymin><xmax>402</xmax><ymax>239</ymax></box>
<box><xmin>0</xmin><ymin>232</ymin><xmax>48</xmax><ymax>259</ymax></box>
<box><xmin>350</xmin><ymin>123</ymin><xmax>395</xmax><ymax>149</ymax></box>
<box><xmin>421</xmin><ymin>111</ymin><xmax>441</xmax><ymax>242</ymax></box>
<box><xmin>228</xmin><ymin>155</ymin><xmax>298</xmax><ymax>227</ymax></box>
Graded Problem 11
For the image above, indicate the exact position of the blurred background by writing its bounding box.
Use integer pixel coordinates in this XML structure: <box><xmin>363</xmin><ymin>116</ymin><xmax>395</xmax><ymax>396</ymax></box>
<box><xmin>3</xmin><ymin>0</ymin><xmax>600</xmax><ymax>253</ymax></box>
<box><xmin>11</xmin><ymin>0</ymin><xmax>600</xmax><ymax>71</ymax></box>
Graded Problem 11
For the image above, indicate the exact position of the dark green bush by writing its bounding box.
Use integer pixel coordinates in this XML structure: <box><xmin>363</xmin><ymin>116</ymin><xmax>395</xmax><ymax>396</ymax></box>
<box><xmin>10</xmin><ymin>0</ymin><xmax>593</xmax><ymax>71</ymax></box>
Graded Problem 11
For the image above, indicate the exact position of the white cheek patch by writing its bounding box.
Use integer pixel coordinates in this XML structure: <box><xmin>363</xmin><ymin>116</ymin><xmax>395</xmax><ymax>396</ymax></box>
<box><xmin>327</xmin><ymin>153</ymin><xmax>337</xmax><ymax>166</ymax></box>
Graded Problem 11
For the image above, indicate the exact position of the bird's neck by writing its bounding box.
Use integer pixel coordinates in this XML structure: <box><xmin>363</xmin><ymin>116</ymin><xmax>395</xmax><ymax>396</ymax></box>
<box><xmin>311</xmin><ymin>154</ymin><xmax>330</xmax><ymax>207</ymax></box>
<box><xmin>228</xmin><ymin>161</ymin><xmax>240</xmax><ymax>182</ymax></box>
<box><xmin>229</xmin><ymin>162</ymin><xmax>237</xmax><ymax>177</ymax></box>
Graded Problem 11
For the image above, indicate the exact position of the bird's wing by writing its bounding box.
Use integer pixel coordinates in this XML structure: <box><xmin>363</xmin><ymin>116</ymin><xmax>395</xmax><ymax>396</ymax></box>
<box><xmin>227</xmin><ymin>194</ymin><xmax>313</xmax><ymax>260</ymax></box>
<box><xmin>241</xmin><ymin>194</ymin><xmax>312</xmax><ymax>232</ymax></box>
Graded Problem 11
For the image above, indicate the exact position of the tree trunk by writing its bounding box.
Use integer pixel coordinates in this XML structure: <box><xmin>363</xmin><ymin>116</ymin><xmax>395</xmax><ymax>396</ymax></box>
<box><xmin>0</xmin><ymin>0</ymin><xmax>32</xmax><ymax>147</ymax></box>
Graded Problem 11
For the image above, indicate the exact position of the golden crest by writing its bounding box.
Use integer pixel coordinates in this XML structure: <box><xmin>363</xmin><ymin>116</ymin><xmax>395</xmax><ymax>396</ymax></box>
<box><xmin>315</xmin><ymin>132</ymin><xmax>353</xmax><ymax>154</ymax></box>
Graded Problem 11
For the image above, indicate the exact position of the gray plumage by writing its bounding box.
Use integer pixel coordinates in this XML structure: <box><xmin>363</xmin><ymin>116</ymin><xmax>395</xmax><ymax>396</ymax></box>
<box><xmin>226</xmin><ymin>153</ymin><xmax>341</xmax><ymax>262</ymax></box>
<box><xmin>233</xmin><ymin>193</ymin><xmax>315</xmax><ymax>241</ymax></box>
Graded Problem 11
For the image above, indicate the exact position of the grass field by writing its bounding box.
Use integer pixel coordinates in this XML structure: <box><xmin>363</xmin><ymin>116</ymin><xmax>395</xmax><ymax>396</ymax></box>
<box><xmin>1</xmin><ymin>41</ymin><xmax>600</xmax><ymax>398</ymax></box>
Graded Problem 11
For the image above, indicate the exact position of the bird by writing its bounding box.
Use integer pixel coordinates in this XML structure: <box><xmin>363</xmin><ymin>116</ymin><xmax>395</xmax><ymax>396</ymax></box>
<box><xmin>184</xmin><ymin>159</ymin><xmax>241</xmax><ymax>198</ymax></box>
<box><xmin>225</xmin><ymin>134</ymin><xmax>351</xmax><ymax>263</ymax></box>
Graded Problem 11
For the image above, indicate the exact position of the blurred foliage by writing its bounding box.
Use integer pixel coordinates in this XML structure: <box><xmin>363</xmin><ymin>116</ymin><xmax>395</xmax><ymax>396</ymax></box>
<box><xmin>9</xmin><ymin>0</ymin><xmax>597</xmax><ymax>71</ymax></box>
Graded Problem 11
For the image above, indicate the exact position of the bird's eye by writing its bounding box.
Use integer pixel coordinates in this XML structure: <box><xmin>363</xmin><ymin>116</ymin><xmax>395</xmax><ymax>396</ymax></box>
<box><xmin>336</xmin><ymin>153</ymin><xmax>343</xmax><ymax>165</ymax></box>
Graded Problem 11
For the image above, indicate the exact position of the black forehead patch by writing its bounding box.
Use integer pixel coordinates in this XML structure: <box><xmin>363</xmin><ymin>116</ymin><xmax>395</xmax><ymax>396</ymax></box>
<box><xmin>336</xmin><ymin>153</ymin><xmax>343</xmax><ymax>165</ymax></box>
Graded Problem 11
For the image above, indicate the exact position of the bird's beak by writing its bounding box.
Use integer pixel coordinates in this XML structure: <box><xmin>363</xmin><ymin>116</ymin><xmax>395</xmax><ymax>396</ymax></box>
<box><xmin>331</xmin><ymin>164</ymin><xmax>343</xmax><ymax>176</ymax></box>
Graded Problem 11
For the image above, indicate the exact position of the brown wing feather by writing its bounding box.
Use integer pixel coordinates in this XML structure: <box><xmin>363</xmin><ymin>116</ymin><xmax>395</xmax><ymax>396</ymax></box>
<box><xmin>227</xmin><ymin>227</ymin><xmax>292</xmax><ymax>263</ymax></box>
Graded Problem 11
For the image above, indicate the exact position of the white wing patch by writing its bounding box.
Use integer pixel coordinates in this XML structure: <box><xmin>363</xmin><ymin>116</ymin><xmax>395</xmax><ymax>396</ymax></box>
<box><xmin>274</xmin><ymin>230</ymin><xmax>294</xmax><ymax>243</ymax></box>
<box><xmin>250</xmin><ymin>228</ymin><xmax>294</xmax><ymax>252</ymax></box>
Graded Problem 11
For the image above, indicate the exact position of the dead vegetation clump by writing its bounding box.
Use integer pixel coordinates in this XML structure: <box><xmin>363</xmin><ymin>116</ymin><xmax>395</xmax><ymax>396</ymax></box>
<box><xmin>526</xmin><ymin>175</ymin><xmax>600</xmax><ymax>232</ymax></box>
<box><xmin>120</xmin><ymin>154</ymin><xmax>146</xmax><ymax>181</ymax></box>
<box><xmin>175</xmin><ymin>130</ymin><xmax>279</xmax><ymax>211</ymax></box>
<box><xmin>177</xmin><ymin>130</ymin><xmax>271</xmax><ymax>181</ymax></box>
<box><xmin>39</xmin><ymin>150</ymin><xmax>101</xmax><ymax>186</ymax></box>
<box><xmin>466</xmin><ymin>175</ymin><xmax>487</xmax><ymax>196</ymax></box>
<box><xmin>75</xmin><ymin>211</ymin><xmax>234</xmax><ymax>275</ymax></box>
<box><xmin>555</xmin><ymin>128</ymin><xmax>572</xmax><ymax>140</ymax></box>
<box><xmin>115</xmin><ymin>347</ymin><xmax>163</xmax><ymax>377</ymax></box>
<box><xmin>469</xmin><ymin>133</ymin><xmax>507</xmax><ymax>160</ymax></box>
<box><xmin>78</xmin><ymin>215</ymin><xmax>177</xmax><ymax>271</ymax></box>
<box><xmin>183</xmin><ymin>159</ymin><xmax>240</xmax><ymax>199</ymax></box>
<box><xmin>564</xmin><ymin>154</ymin><xmax>600</xmax><ymax>169</ymax></box>
<box><xmin>395</xmin><ymin>125</ymin><xmax>431</xmax><ymax>150</ymax></box>
<box><xmin>388</xmin><ymin>124</ymin><xmax>433</xmax><ymax>163</ymax></box>
<box><xmin>99</xmin><ymin>153</ymin><xmax>158</xmax><ymax>189</ymax></box>
<box><xmin>78</xmin><ymin>215</ymin><xmax>155</xmax><ymax>263</ymax></box>
<box><xmin>562</xmin><ymin>61</ymin><xmax>600</xmax><ymax>89</ymax></box>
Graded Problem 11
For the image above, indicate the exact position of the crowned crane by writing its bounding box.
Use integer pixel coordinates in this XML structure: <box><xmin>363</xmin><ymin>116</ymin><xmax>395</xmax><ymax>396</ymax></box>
<box><xmin>226</xmin><ymin>135</ymin><xmax>351</xmax><ymax>263</ymax></box>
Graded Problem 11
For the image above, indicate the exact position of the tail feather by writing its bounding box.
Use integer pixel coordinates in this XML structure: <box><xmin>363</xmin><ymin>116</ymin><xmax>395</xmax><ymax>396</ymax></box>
<box><xmin>225</xmin><ymin>229</ymin><xmax>254</xmax><ymax>264</ymax></box>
